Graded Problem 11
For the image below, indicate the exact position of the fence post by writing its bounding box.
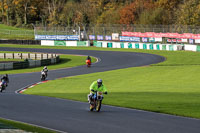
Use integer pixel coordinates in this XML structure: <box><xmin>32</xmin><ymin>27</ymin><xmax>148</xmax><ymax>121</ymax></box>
<box><xmin>13</xmin><ymin>53</ymin><xmax>14</xmax><ymax>59</ymax></box>
<box><xmin>4</xmin><ymin>53</ymin><xmax>6</xmax><ymax>59</ymax></box>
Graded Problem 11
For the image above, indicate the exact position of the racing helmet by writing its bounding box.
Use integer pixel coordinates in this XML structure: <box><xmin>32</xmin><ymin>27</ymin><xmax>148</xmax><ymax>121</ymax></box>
<box><xmin>97</xmin><ymin>79</ymin><xmax>103</xmax><ymax>85</ymax></box>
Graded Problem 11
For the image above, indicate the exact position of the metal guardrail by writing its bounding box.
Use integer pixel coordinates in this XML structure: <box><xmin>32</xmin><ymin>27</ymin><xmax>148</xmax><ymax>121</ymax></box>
<box><xmin>0</xmin><ymin>53</ymin><xmax>60</xmax><ymax>70</ymax></box>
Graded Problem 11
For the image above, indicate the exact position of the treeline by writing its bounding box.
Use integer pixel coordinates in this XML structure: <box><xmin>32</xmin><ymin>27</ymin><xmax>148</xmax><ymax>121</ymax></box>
<box><xmin>0</xmin><ymin>0</ymin><xmax>200</xmax><ymax>28</ymax></box>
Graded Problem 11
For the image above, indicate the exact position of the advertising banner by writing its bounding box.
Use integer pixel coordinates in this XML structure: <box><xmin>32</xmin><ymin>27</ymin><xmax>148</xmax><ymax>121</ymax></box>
<box><xmin>155</xmin><ymin>38</ymin><xmax>162</xmax><ymax>42</ymax></box>
<box><xmin>189</xmin><ymin>39</ymin><xmax>194</xmax><ymax>44</ymax></box>
<box><xmin>142</xmin><ymin>37</ymin><xmax>148</xmax><ymax>42</ymax></box>
<box><xmin>120</xmin><ymin>36</ymin><xmax>140</xmax><ymax>42</ymax></box>
<box><xmin>167</xmin><ymin>39</ymin><xmax>181</xmax><ymax>43</ymax></box>
<box><xmin>35</xmin><ymin>35</ymin><xmax>46</xmax><ymax>40</ymax></box>
<box><xmin>89</xmin><ymin>35</ymin><xmax>95</xmax><ymax>40</ymax></box>
<box><xmin>35</xmin><ymin>35</ymin><xmax>79</xmax><ymax>40</ymax></box>
<box><xmin>193</xmin><ymin>34</ymin><xmax>200</xmax><ymax>39</ymax></box>
<box><xmin>122</xmin><ymin>31</ymin><xmax>200</xmax><ymax>39</ymax></box>
<box><xmin>54</xmin><ymin>41</ymin><xmax>66</xmax><ymax>46</ymax></box>
<box><xmin>97</xmin><ymin>35</ymin><xmax>104</xmax><ymax>40</ymax></box>
<box><xmin>112</xmin><ymin>33</ymin><xmax>119</xmax><ymax>40</ymax></box>
<box><xmin>105</xmin><ymin>36</ymin><xmax>112</xmax><ymax>40</ymax></box>
<box><xmin>66</xmin><ymin>35</ymin><xmax>79</xmax><ymax>40</ymax></box>
<box><xmin>56</xmin><ymin>35</ymin><xmax>68</xmax><ymax>40</ymax></box>
<box><xmin>195</xmin><ymin>39</ymin><xmax>200</xmax><ymax>43</ymax></box>
<box><xmin>46</xmin><ymin>35</ymin><xmax>57</xmax><ymax>40</ymax></box>
<box><xmin>77</xmin><ymin>41</ymin><xmax>87</xmax><ymax>46</ymax></box>
<box><xmin>181</xmin><ymin>39</ymin><xmax>188</xmax><ymax>42</ymax></box>
<box><xmin>149</xmin><ymin>37</ymin><xmax>155</xmax><ymax>42</ymax></box>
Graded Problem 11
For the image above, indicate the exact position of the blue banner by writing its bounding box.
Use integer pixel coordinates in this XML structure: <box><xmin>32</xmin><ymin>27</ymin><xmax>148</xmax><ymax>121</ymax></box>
<box><xmin>105</xmin><ymin>36</ymin><xmax>112</xmax><ymax>41</ymax></box>
<box><xmin>89</xmin><ymin>35</ymin><xmax>95</xmax><ymax>40</ymax></box>
<box><xmin>142</xmin><ymin>37</ymin><xmax>148</xmax><ymax>42</ymax></box>
<box><xmin>97</xmin><ymin>35</ymin><xmax>104</xmax><ymax>40</ymax></box>
<box><xmin>35</xmin><ymin>35</ymin><xmax>79</xmax><ymax>40</ymax></box>
<box><xmin>120</xmin><ymin>36</ymin><xmax>140</xmax><ymax>42</ymax></box>
<box><xmin>189</xmin><ymin>39</ymin><xmax>194</xmax><ymax>44</ymax></box>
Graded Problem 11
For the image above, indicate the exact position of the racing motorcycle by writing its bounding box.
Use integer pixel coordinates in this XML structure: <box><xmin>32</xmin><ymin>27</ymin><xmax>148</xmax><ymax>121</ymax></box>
<box><xmin>41</xmin><ymin>71</ymin><xmax>47</xmax><ymax>81</ymax></box>
<box><xmin>0</xmin><ymin>80</ymin><xmax>6</xmax><ymax>92</ymax></box>
<box><xmin>86</xmin><ymin>59</ymin><xmax>91</xmax><ymax>67</ymax></box>
<box><xmin>89</xmin><ymin>91</ymin><xmax>104</xmax><ymax>112</ymax></box>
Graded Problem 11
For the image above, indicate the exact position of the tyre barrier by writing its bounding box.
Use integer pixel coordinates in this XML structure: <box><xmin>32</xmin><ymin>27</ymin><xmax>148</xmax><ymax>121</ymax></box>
<box><xmin>0</xmin><ymin>53</ymin><xmax>60</xmax><ymax>70</ymax></box>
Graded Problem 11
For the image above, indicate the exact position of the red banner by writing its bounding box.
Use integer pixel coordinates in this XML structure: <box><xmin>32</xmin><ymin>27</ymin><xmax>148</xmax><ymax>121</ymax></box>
<box><xmin>122</xmin><ymin>31</ymin><xmax>200</xmax><ymax>39</ymax></box>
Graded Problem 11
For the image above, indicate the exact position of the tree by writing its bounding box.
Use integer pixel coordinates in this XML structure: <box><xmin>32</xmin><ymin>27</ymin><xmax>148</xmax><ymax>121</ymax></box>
<box><xmin>175</xmin><ymin>0</ymin><xmax>200</xmax><ymax>26</ymax></box>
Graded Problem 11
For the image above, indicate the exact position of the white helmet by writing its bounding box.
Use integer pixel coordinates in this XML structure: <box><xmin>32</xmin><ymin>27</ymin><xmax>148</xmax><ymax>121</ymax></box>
<box><xmin>97</xmin><ymin>79</ymin><xmax>102</xmax><ymax>83</ymax></box>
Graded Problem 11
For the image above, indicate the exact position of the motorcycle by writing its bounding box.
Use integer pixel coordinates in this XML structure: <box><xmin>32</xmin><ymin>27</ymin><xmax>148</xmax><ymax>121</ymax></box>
<box><xmin>86</xmin><ymin>59</ymin><xmax>91</xmax><ymax>67</ymax></box>
<box><xmin>41</xmin><ymin>71</ymin><xmax>47</xmax><ymax>81</ymax></box>
<box><xmin>0</xmin><ymin>80</ymin><xmax>6</xmax><ymax>92</ymax></box>
<box><xmin>89</xmin><ymin>91</ymin><xmax>104</xmax><ymax>112</ymax></box>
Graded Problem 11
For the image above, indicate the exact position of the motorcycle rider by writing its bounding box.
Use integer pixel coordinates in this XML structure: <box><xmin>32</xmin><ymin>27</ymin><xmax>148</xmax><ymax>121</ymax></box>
<box><xmin>1</xmin><ymin>74</ymin><xmax>9</xmax><ymax>87</ymax></box>
<box><xmin>41</xmin><ymin>66</ymin><xmax>48</xmax><ymax>78</ymax></box>
<box><xmin>86</xmin><ymin>56</ymin><xmax>91</xmax><ymax>62</ymax></box>
<box><xmin>86</xmin><ymin>56</ymin><xmax>91</xmax><ymax>66</ymax></box>
<box><xmin>88</xmin><ymin>79</ymin><xmax>108</xmax><ymax>103</ymax></box>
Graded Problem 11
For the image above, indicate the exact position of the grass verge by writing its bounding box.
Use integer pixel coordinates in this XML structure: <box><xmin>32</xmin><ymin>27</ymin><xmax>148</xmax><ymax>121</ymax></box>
<box><xmin>0</xmin><ymin>118</ymin><xmax>56</xmax><ymax>133</ymax></box>
<box><xmin>0</xmin><ymin>24</ymin><xmax>34</xmax><ymax>40</ymax></box>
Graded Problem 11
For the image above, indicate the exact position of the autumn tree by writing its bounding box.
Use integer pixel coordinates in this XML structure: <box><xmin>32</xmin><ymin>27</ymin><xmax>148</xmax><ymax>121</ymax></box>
<box><xmin>176</xmin><ymin>0</ymin><xmax>200</xmax><ymax>26</ymax></box>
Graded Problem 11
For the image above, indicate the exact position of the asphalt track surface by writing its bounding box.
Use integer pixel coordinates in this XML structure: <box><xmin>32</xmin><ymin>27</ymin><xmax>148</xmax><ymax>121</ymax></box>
<box><xmin>0</xmin><ymin>47</ymin><xmax>200</xmax><ymax>133</ymax></box>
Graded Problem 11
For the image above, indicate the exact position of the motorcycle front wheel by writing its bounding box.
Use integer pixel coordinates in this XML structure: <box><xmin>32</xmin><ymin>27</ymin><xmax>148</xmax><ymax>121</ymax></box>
<box><xmin>90</xmin><ymin>105</ymin><xmax>94</xmax><ymax>111</ymax></box>
<box><xmin>96</xmin><ymin>100</ymin><xmax>102</xmax><ymax>112</ymax></box>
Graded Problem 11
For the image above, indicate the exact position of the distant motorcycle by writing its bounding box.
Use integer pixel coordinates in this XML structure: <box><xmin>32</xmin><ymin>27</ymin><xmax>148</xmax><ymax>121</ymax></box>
<box><xmin>89</xmin><ymin>91</ymin><xmax>104</xmax><ymax>112</ymax></box>
<box><xmin>0</xmin><ymin>80</ymin><xmax>6</xmax><ymax>92</ymax></box>
<box><xmin>86</xmin><ymin>59</ymin><xmax>91</xmax><ymax>67</ymax></box>
<box><xmin>41</xmin><ymin>71</ymin><xmax>47</xmax><ymax>81</ymax></box>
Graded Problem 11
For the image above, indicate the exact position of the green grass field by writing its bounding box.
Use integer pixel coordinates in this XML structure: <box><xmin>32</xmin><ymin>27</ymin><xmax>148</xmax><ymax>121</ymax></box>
<box><xmin>0</xmin><ymin>118</ymin><xmax>56</xmax><ymax>133</ymax></box>
<box><xmin>15</xmin><ymin>45</ymin><xmax>200</xmax><ymax>119</ymax></box>
<box><xmin>0</xmin><ymin>24</ymin><xmax>34</xmax><ymax>40</ymax></box>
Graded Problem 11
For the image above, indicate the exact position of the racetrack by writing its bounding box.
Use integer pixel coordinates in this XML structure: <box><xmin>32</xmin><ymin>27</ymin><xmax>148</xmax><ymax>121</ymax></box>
<box><xmin>0</xmin><ymin>47</ymin><xmax>200</xmax><ymax>133</ymax></box>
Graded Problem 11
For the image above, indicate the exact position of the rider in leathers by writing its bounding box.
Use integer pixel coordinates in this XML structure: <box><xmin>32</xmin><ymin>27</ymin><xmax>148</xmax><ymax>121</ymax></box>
<box><xmin>1</xmin><ymin>74</ymin><xmax>9</xmax><ymax>87</ymax></box>
<box><xmin>88</xmin><ymin>79</ymin><xmax>108</xmax><ymax>103</ymax></box>
<box><xmin>41</xmin><ymin>66</ymin><xmax>48</xmax><ymax>78</ymax></box>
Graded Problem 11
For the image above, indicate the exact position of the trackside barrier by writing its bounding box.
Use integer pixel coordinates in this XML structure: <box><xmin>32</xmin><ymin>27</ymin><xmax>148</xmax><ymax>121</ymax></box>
<box><xmin>91</xmin><ymin>41</ymin><xmax>198</xmax><ymax>52</ymax></box>
<box><xmin>0</xmin><ymin>53</ymin><xmax>59</xmax><ymax>70</ymax></box>
<box><xmin>13</xmin><ymin>61</ymin><xmax>29</xmax><ymax>69</ymax></box>
<box><xmin>41</xmin><ymin>40</ymin><xmax>200</xmax><ymax>52</ymax></box>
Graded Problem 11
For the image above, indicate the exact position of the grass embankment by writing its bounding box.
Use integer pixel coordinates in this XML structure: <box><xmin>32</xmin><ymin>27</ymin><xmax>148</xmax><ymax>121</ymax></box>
<box><xmin>22</xmin><ymin>48</ymin><xmax>200</xmax><ymax>119</ymax></box>
<box><xmin>0</xmin><ymin>51</ymin><xmax>96</xmax><ymax>75</ymax></box>
<box><xmin>0</xmin><ymin>24</ymin><xmax>34</xmax><ymax>40</ymax></box>
<box><xmin>0</xmin><ymin>118</ymin><xmax>56</xmax><ymax>133</ymax></box>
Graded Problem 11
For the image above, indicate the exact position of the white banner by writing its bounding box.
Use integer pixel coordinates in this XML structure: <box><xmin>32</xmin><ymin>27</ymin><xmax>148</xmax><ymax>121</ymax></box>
<box><xmin>181</xmin><ymin>39</ymin><xmax>188</xmax><ymax>42</ymax></box>
<box><xmin>195</xmin><ymin>39</ymin><xmax>200</xmax><ymax>43</ymax></box>
<box><xmin>155</xmin><ymin>38</ymin><xmax>162</xmax><ymax>42</ymax></box>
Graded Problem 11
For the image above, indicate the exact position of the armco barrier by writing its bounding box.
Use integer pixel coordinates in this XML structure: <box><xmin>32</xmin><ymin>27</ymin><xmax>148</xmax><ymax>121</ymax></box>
<box><xmin>41</xmin><ymin>59</ymin><xmax>51</xmax><ymax>66</ymax></box>
<box><xmin>13</xmin><ymin>61</ymin><xmax>29</xmax><ymax>69</ymax></box>
<box><xmin>4</xmin><ymin>63</ymin><xmax>13</xmax><ymax>70</ymax></box>
<box><xmin>0</xmin><ymin>53</ymin><xmax>60</xmax><ymax>70</ymax></box>
<box><xmin>35</xmin><ymin>60</ymin><xmax>41</xmax><ymax>67</ymax></box>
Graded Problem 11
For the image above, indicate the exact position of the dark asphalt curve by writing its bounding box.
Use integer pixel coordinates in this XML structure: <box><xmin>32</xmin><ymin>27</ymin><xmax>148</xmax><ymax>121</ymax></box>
<box><xmin>0</xmin><ymin>47</ymin><xmax>199</xmax><ymax>133</ymax></box>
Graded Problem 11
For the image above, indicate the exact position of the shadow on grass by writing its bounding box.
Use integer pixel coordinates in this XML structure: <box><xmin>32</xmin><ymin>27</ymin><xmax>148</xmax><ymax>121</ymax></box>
<box><xmin>58</xmin><ymin>58</ymin><xmax>71</xmax><ymax>65</ymax></box>
<box><xmin>153</xmin><ymin>64</ymin><xmax>200</xmax><ymax>66</ymax></box>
